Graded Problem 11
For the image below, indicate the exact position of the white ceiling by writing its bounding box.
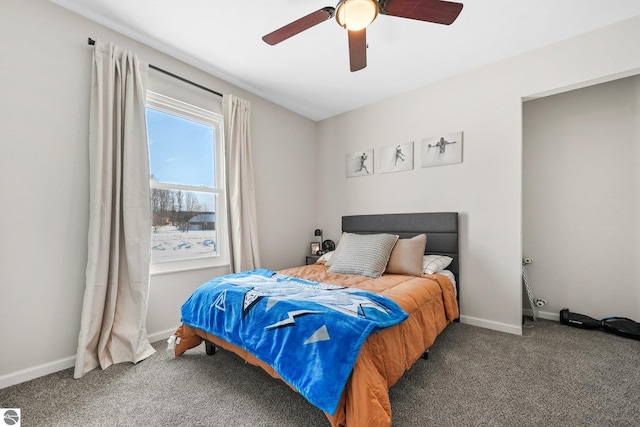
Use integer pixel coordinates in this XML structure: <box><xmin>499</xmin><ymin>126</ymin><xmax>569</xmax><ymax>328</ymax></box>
<box><xmin>51</xmin><ymin>0</ymin><xmax>640</xmax><ymax>121</ymax></box>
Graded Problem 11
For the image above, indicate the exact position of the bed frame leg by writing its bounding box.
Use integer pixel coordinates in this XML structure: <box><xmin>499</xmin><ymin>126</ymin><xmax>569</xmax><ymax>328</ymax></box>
<box><xmin>205</xmin><ymin>340</ymin><xmax>217</xmax><ymax>356</ymax></box>
<box><xmin>422</xmin><ymin>349</ymin><xmax>429</xmax><ymax>360</ymax></box>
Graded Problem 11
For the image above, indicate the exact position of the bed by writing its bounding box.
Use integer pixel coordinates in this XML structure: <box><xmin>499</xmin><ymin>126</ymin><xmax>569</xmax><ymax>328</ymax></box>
<box><xmin>172</xmin><ymin>212</ymin><xmax>459</xmax><ymax>427</ymax></box>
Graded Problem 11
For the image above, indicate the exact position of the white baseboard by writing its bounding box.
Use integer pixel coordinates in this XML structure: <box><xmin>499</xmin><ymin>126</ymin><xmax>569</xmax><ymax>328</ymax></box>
<box><xmin>0</xmin><ymin>327</ymin><xmax>180</xmax><ymax>390</ymax></box>
<box><xmin>523</xmin><ymin>308</ymin><xmax>559</xmax><ymax>322</ymax></box>
<box><xmin>148</xmin><ymin>327</ymin><xmax>180</xmax><ymax>345</ymax></box>
<box><xmin>459</xmin><ymin>315</ymin><xmax>523</xmax><ymax>335</ymax></box>
<box><xmin>0</xmin><ymin>355</ymin><xmax>75</xmax><ymax>390</ymax></box>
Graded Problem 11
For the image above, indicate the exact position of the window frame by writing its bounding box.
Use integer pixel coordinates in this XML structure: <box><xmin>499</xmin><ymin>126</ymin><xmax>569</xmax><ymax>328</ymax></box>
<box><xmin>146</xmin><ymin>91</ymin><xmax>229</xmax><ymax>275</ymax></box>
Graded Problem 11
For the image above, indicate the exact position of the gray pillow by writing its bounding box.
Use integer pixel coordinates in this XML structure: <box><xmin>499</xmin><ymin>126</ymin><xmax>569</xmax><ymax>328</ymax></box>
<box><xmin>328</xmin><ymin>233</ymin><xmax>399</xmax><ymax>278</ymax></box>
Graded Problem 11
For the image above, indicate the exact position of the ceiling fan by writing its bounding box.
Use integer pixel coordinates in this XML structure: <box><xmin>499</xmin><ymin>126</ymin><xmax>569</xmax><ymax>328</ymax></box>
<box><xmin>262</xmin><ymin>0</ymin><xmax>463</xmax><ymax>72</ymax></box>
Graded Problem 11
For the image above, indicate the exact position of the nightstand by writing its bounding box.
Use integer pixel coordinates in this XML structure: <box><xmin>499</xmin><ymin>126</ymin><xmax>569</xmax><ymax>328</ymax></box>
<box><xmin>305</xmin><ymin>255</ymin><xmax>321</xmax><ymax>265</ymax></box>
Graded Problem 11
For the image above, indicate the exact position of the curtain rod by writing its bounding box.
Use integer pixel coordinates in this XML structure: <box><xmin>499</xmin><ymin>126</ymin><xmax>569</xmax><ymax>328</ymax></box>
<box><xmin>87</xmin><ymin>38</ymin><xmax>223</xmax><ymax>98</ymax></box>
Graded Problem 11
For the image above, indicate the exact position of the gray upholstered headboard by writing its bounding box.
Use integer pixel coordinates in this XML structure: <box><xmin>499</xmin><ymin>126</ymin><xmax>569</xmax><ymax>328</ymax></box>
<box><xmin>342</xmin><ymin>212</ymin><xmax>459</xmax><ymax>292</ymax></box>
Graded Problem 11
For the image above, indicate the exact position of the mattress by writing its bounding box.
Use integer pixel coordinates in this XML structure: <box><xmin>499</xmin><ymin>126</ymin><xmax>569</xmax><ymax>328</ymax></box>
<box><xmin>173</xmin><ymin>262</ymin><xmax>458</xmax><ymax>427</ymax></box>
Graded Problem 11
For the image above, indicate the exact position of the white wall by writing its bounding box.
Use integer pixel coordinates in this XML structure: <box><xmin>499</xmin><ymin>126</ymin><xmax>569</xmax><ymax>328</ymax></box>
<box><xmin>523</xmin><ymin>76</ymin><xmax>640</xmax><ymax>321</ymax></box>
<box><xmin>0</xmin><ymin>0</ymin><xmax>317</xmax><ymax>387</ymax></box>
<box><xmin>316</xmin><ymin>16</ymin><xmax>640</xmax><ymax>335</ymax></box>
<box><xmin>3</xmin><ymin>0</ymin><xmax>640</xmax><ymax>389</ymax></box>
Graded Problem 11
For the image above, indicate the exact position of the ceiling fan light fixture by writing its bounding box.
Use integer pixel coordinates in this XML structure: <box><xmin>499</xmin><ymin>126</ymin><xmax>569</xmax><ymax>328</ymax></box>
<box><xmin>336</xmin><ymin>0</ymin><xmax>379</xmax><ymax>31</ymax></box>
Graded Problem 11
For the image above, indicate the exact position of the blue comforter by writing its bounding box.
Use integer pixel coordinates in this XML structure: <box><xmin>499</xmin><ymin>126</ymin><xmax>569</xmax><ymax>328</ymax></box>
<box><xmin>180</xmin><ymin>269</ymin><xmax>408</xmax><ymax>415</ymax></box>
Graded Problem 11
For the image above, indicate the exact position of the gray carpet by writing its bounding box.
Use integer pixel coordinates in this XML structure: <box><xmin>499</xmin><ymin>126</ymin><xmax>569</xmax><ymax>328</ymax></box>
<box><xmin>1</xmin><ymin>320</ymin><xmax>638</xmax><ymax>426</ymax></box>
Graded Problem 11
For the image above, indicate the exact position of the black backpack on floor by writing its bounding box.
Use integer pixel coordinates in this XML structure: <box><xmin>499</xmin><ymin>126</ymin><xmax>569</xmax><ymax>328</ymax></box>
<box><xmin>560</xmin><ymin>308</ymin><xmax>640</xmax><ymax>341</ymax></box>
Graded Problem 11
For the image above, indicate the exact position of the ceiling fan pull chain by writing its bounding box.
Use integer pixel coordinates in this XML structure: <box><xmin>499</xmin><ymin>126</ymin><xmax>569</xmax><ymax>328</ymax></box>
<box><xmin>378</xmin><ymin>0</ymin><xmax>388</xmax><ymax>15</ymax></box>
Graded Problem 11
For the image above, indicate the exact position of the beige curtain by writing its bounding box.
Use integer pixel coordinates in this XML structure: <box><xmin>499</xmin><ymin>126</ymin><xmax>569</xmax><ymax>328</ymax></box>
<box><xmin>223</xmin><ymin>95</ymin><xmax>261</xmax><ymax>272</ymax></box>
<box><xmin>74</xmin><ymin>40</ymin><xmax>155</xmax><ymax>379</ymax></box>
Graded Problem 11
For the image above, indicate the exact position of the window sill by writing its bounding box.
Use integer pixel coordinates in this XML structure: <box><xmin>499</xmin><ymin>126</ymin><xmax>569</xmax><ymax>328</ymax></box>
<box><xmin>150</xmin><ymin>258</ymin><xmax>230</xmax><ymax>276</ymax></box>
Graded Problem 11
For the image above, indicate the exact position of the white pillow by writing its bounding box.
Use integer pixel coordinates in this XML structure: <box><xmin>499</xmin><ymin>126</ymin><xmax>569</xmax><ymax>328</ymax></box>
<box><xmin>328</xmin><ymin>233</ymin><xmax>399</xmax><ymax>278</ymax></box>
<box><xmin>422</xmin><ymin>255</ymin><xmax>453</xmax><ymax>274</ymax></box>
<box><xmin>317</xmin><ymin>251</ymin><xmax>334</xmax><ymax>263</ymax></box>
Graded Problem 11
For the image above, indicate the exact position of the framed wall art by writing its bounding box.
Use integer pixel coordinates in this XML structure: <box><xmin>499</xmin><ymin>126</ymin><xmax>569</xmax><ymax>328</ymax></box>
<box><xmin>421</xmin><ymin>131</ymin><xmax>463</xmax><ymax>168</ymax></box>
<box><xmin>310</xmin><ymin>242</ymin><xmax>321</xmax><ymax>255</ymax></box>
<box><xmin>380</xmin><ymin>141</ymin><xmax>414</xmax><ymax>173</ymax></box>
<box><xmin>346</xmin><ymin>149</ymin><xmax>374</xmax><ymax>177</ymax></box>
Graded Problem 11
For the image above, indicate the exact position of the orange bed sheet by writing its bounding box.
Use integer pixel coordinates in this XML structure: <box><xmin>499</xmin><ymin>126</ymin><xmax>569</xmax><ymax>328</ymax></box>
<box><xmin>173</xmin><ymin>263</ymin><xmax>458</xmax><ymax>427</ymax></box>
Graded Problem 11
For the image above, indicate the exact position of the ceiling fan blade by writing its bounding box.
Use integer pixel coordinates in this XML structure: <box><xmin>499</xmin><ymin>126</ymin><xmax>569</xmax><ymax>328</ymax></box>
<box><xmin>381</xmin><ymin>0</ymin><xmax>463</xmax><ymax>25</ymax></box>
<box><xmin>348</xmin><ymin>29</ymin><xmax>367</xmax><ymax>72</ymax></box>
<box><xmin>262</xmin><ymin>7</ymin><xmax>335</xmax><ymax>45</ymax></box>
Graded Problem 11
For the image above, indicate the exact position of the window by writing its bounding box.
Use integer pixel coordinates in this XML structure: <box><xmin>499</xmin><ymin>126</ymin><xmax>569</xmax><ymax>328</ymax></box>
<box><xmin>146</xmin><ymin>91</ymin><xmax>227</xmax><ymax>273</ymax></box>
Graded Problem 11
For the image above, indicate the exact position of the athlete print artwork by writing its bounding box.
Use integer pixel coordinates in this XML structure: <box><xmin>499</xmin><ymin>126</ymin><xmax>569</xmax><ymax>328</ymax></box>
<box><xmin>380</xmin><ymin>141</ymin><xmax>414</xmax><ymax>173</ymax></box>
<box><xmin>346</xmin><ymin>149</ymin><xmax>374</xmax><ymax>177</ymax></box>
<box><xmin>421</xmin><ymin>131</ymin><xmax>463</xmax><ymax>168</ymax></box>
